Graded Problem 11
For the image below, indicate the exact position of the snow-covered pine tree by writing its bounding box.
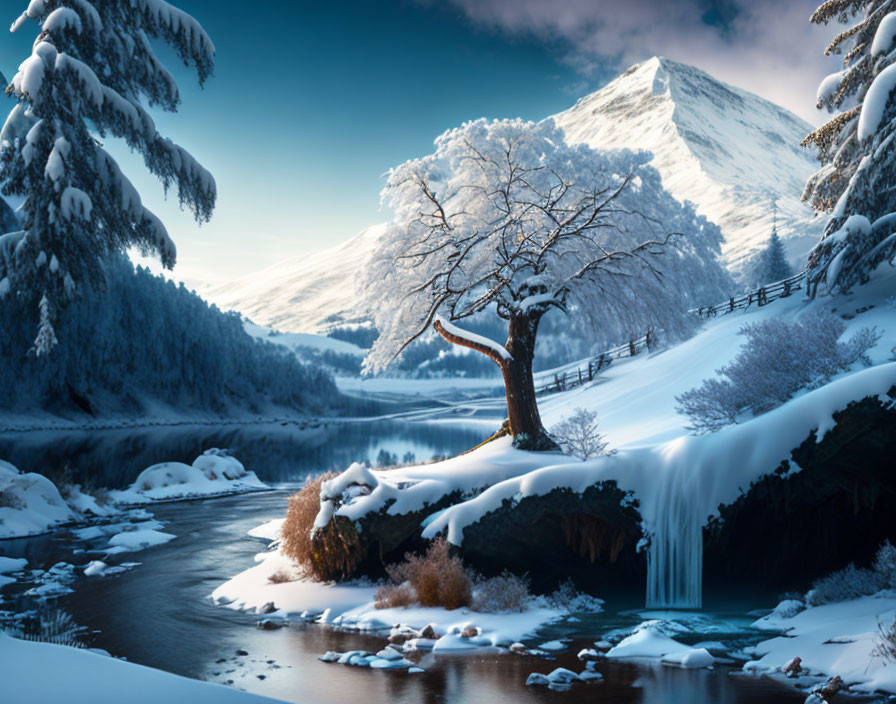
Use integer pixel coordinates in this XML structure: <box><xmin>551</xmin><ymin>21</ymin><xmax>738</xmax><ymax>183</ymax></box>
<box><xmin>803</xmin><ymin>0</ymin><xmax>896</xmax><ymax>294</ymax></box>
<box><xmin>363</xmin><ymin>118</ymin><xmax>732</xmax><ymax>450</ymax></box>
<box><xmin>0</xmin><ymin>195</ymin><xmax>17</xmax><ymax>233</ymax></box>
<box><xmin>750</xmin><ymin>210</ymin><xmax>794</xmax><ymax>286</ymax></box>
<box><xmin>0</xmin><ymin>0</ymin><xmax>216</xmax><ymax>353</ymax></box>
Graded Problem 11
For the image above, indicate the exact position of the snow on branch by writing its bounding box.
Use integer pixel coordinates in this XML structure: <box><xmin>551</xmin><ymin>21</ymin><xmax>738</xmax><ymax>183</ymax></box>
<box><xmin>433</xmin><ymin>315</ymin><xmax>511</xmax><ymax>364</ymax></box>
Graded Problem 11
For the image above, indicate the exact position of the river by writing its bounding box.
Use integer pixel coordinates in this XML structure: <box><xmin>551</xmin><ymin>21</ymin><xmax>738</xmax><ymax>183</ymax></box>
<box><xmin>0</xmin><ymin>416</ymin><xmax>848</xmax><ymax>703</ymax></box>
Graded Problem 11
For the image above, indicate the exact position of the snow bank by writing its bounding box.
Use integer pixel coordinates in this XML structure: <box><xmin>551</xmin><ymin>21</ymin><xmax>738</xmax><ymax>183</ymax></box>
<box><xmin>0</xmin><ymin>556</ymin><xmax>28</xmax><ymax>589</ymax></box>
<box><xmin>211</xmin><ymin>548</ymin><xmax>376</xmax><ymax>617</ymax></box>
<box><xmin>314</xmin><ymin>437</ymin><xmax>577</xmax><ymax>529</ymax></box>
<box><xmin>748</xmin><ymin>593</ymin><xmax>896</xmax><ymax>693</ymax></box>
<box><xmin>0</xmin><ymin>632</ymin><xmax>283</xmax><ymax>704</ymax></box>
<box><xmin>422</xmin><ymin>363</ymin><xmax>896</xmax><ymax>608</ymax></box>
<box><xmin>0</xmin><ymin>460</ymin><xmax>75</xmax><ymax>539</ymax></box>
<box><xmin>110</xmin><ymin>449</ymin><xmax>268</xmax><ymax>504</ymax></box>
<box><xmin>213</xmin><ymin>520</ymin><xmax>565</xmax><ymax>649</ymax></box>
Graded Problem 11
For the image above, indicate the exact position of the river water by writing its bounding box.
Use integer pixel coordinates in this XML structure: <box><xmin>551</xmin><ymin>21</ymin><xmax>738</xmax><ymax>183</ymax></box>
<box><xmin>0</xmin><ymin>417</ymin><xmax>842</xmax><ymax>703</ymax></box>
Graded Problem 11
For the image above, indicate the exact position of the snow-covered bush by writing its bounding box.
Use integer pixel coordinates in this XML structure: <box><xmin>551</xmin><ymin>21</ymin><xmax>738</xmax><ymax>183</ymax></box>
<box><xmin>676</xmin><ymin>313</ymin><xmax>880</xmax><ymax>433</ymax></box>
<box><xmin>551</xmin><ymin>408</ymin><xmax>610</xmax><ymax>460</ymax></box>
<box><xmin>807</xmin><ymin>564</ymin><xmax>884</xmax><ymax>606</ymax></box>
<box><xmin>874</xmin><ymin>619</ymin><xmax>896</xmax><ymax>663</ymax></box>
<box><xmin>472</xmin><ymin>571</ymin><xmax>532</xmax><ymax>613</ymax></box>
<box><xmin>807</xmin><ymin>541</ymin><xmax>896</xmax><ymax>606</ymax></box>
<box><xmin>382</xmin><ymin>538</ymin><xmax>472</xmax><ymax>610</ymax></box>
<box><xmin>874</xmin><ymin>540</ymin><xmax>896</xmax><ymax>586</ymax></box>
<box><xmin>545</xmin><ymin>579</ymin><xmax>605</xmax><ymax>613</ymax></box>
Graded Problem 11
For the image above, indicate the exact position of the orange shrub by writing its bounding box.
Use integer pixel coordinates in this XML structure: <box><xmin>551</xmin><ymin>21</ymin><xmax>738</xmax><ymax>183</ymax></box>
<box><xmin>385</xmin><ymin>538</ymin><xmax>472</xmax><ymax>610</ymax></box>
<box><xmin>281</xmin><ymin>471</ymin><xmax>363</xmax><ymax>581</ymax></box>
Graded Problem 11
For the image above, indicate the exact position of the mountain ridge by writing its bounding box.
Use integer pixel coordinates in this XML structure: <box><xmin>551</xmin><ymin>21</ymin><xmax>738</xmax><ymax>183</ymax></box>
<box><xmin>204</xmin><ymin>57</ymin><xmax>822</xmax><ymax>334</ymax></box>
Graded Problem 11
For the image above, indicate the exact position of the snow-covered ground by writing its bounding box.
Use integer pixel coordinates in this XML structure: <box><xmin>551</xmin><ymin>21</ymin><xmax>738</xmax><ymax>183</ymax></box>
<box><xmin>0</xmin><ymin>632</ymin><xmax>284</xmax><ymax>704</ymax></box>
<box><xmin>746</xmin><ymin>594</ymin><xmax>896</xmax><ymax>694</ymax></box>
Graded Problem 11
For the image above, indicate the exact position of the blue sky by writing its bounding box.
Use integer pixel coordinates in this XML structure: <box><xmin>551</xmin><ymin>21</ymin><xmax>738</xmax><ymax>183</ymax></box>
<box><xmin>0</xmin><ymin>0</ymin><xmax>834</xmax><ymax>283</ymax></box>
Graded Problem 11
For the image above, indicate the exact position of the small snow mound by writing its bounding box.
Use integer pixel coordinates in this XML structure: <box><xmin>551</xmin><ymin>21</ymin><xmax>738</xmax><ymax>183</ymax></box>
<box><xmin>662</xmin><ymin>647</ymin><xmax>715</xmax><ymax>668</ymax></box>
<box><xmin>0</xmin><ymin>459</ymin><xmax>75</xmax><ymax>538</ymax></box>
<box><xmin>111</xmin><ymin>450</ymin><xmax>267</xmax><ymax>504</ymax></box>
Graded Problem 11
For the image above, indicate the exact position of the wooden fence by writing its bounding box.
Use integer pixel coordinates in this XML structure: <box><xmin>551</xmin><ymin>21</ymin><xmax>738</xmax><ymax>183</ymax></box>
<box><xmin>689</xmin><ymin>271</ymin><xmax>807</xmax><ymax>319</ymax></box>
<box><xmin>535</xmin><ymin>270</ymin><xmax>809</xmax><ymax>397</ymax></box>
<box><xmin>536</xmin><ymin>330</ymin><xmax>656</xmax><ymax>395</ymax></box>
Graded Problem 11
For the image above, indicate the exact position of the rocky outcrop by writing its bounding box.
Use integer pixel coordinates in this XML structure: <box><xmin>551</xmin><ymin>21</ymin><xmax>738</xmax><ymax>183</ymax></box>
<box><xmin>704</xmin><ymin>389</ymin><xmax>896</xmax><ymax>595</ymax></box>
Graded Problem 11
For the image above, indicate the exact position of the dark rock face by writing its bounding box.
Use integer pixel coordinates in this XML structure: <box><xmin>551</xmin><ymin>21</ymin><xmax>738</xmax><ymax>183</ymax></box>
<box><xmin>704</xmin><ymin>389</ymin><xmax>896</xmax><ymax>596</ymax></box>
<box><xmin>456</xmin><ymin>482</ymin><xmax>645</xmax><ymax>594</ymax></box>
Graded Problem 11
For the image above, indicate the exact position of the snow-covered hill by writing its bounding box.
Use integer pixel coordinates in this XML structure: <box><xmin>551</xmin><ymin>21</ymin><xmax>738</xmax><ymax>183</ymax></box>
<box><xmin>204</xmin><ymin>224</ymin><xmax>385</xmax><ymax>334</ymax></box>
<box><xmin>552</xmin><ymin>56</ymin><xmax>822</xmax><ymax>274</ymax></box>
<box><xmin>204</xmin><ymin>58</ymin><xmax>822</xmax><ymax>334</ymax></box>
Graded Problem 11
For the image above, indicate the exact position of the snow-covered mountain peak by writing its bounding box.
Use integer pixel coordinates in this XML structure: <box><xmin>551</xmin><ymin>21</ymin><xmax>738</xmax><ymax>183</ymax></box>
<box><xmin>553</xmin><ymin>57</ymin><xmax>824</xmax><ymax>272</ymax></box>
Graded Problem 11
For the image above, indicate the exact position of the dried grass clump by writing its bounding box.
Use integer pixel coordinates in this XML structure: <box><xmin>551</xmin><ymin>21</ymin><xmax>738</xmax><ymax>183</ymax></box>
<box><xmin>267</xmin><ymin>569</ymin><xmax>295</xmax><ymax>584</ymax></box>
<box><xmin>374</xmin><ymin>582</ymin><xmax>416</xmax><ymax>609</ymax></box>
<box><xmin>472</xmin><ymin>571</ymin><xmax>531</xmax><ymax>613</ymax></box>
<box><xmin>280</xmin><ymin>471</ymin><xmax>362</xmax><ymax>581</ymax></box>
<box><xmin>383</xmin><ymin>538</ymin><xmax>472</xmax><ymax>610</ymax></box>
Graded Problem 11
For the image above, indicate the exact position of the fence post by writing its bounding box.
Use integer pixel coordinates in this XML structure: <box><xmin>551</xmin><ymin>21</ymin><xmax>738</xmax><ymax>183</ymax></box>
<box><xmin>645</xmin><ymin>329</ymin><xmax>653</xmax><ymax>351</ymax></box>
<box><xmin>629</xmin><ymin>338</ymin><xmax>636</xmax><ymax>356</ymax></box>
<box><xmin>729</xmin><ymin>297</ymin><xmax>735</xmax><ymax>312</ymax></box>
<box><xmin>782</xmin><ymin>279</ymin><xmax>791</xmax><ymax>297</ymax></box>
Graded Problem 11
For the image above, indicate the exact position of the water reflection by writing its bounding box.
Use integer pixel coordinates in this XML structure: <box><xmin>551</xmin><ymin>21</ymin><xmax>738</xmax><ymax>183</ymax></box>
<box><xmin>0</xmin><ymin>419</ymin><xmax>493</xmax><ymax>487</ymax></box>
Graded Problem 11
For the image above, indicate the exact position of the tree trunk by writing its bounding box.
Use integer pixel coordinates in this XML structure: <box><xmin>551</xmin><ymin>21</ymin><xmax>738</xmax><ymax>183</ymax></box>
<box><xmin>434</xmin><ymin>313</ymin><xmax>559</xmax><ymax>452</ymax></box>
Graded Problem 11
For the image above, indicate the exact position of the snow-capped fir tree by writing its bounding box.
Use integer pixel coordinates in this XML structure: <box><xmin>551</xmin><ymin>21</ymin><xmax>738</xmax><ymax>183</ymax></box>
<box><xmin>0</xmin><ymin>0</ymin><xmax>216</xmax><ymax>353</ymax></box>
<box><xmin>803</xmin><ymin>0</ymin><xmax>896</xmax><ymax>294</ymax></box>
<box><xmin>363</xmin><ymin>118</ymin><xmax>731</xmax><ymax>451</ymax></box>
<box><xmin>750</xmin><ymin>208</ymin><xmax>794</xmax><ymax>286</ymax></box>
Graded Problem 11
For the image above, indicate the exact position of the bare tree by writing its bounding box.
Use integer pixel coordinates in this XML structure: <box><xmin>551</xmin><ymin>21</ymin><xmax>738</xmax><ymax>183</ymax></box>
<box><xmin>363</xmin><ymin>118</ymin><xmax>730</xmax><ymax>450</ymax></box>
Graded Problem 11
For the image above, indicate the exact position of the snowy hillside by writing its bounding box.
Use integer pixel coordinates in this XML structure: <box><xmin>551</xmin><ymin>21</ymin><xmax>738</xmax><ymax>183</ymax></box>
<box><xmin>204</xmin><ymin>225</ymin><xmax>385</xmax><ymax>334</ymax></box>
<box><xmin>553</xmin><ymin>57</ymin><xmax>823</xmax><ymax>275</ymax></box>
<box><xmin>203</xmin><ymin>59</ymin><xmax>821</xmax><ymax>334</ymax></box>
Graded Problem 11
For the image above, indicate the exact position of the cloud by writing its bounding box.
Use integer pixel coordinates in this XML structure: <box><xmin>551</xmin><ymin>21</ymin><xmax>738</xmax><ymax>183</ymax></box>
<box><xmin>424</xmin><ymin>0</ymin><xmax>841</xmax><ymax>124</ymax></box>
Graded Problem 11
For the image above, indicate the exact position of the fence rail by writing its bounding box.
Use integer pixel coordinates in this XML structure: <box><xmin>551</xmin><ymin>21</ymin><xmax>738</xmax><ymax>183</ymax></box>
<box><xmin>536</xmin><ymin>330</ymin><xmax>656</xmax><ymax>395</ymax></box>
<box><xmin>689</xmin><ymin>271</ymin><xmax>807</xmax><ymax>319</ymax></box>
<box><xmin>535</xmin><ymin>270</ymin><xmax>810</xmax><ymax>397</ymax></box>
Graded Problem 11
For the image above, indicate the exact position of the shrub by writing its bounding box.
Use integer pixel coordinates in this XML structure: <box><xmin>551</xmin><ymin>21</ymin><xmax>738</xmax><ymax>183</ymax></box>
<box><xmin>383</xmin><ymin>538</ymin><xmax>472</xmax><ymax>610</ymax></box>
<box><xmin>676</xmin><ymin>313</ymin><xmax>881</xmax><ymax>433</ymax></box>
<box><xmin>374</xmin><ymin>582</ymin><xmax>416</xmax><ymax>609</ymax></box>
<box><xmin>807</xmin><ymin>564</ymin><xmax>884</xmax><ymax>606</ymax></box>
<box><xmin>472</xmin><ymin>571</ymin><xmax>531</xmax><ymax>613</ymax></box>
<box><xmin>267</xmin><ymin>569</ymin><xmax>295</xmax><ymax>584</ymax></box>
<box><xmin>545</xmin><ymin>578</ymin><xmax>605</xmax><ymax>613</ymax></box>
<box><xmin>551</xmin><ymin>408</ymin><xmax>610</xmax><ymax>460</ymax></box>
<box><xmin>281</xmin><ymin>471</ymin><xmax>363</xmax><ymax>581</ymax></box>
<box><xmin>874</xmin><ymin>540</ymin><xmax>896</xmax><ymax>586</ymax></box>
<box><xmin>806</xmin><ymin>541</ymin><xmax>896</xmax><ymax>606</ymax></box>
<box><xmin>874</xmin><ymin>620</ymin><xmax>896</xmax><ymax>663</ymax></box>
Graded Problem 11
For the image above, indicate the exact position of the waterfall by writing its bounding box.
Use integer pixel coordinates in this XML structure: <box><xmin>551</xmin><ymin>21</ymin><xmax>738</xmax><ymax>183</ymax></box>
<box><xmin>645</xmin><ymin>475</ymin><xmax>703</xmax><ymax>609</ymax></box>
